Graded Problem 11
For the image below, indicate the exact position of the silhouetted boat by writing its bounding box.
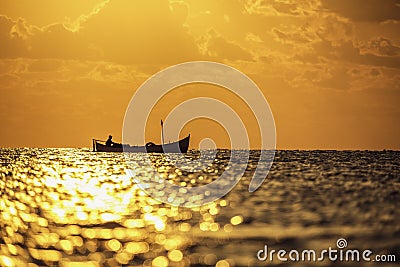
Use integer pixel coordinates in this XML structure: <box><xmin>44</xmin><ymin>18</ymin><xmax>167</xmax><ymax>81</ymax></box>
<box><xmin>92</xmin><ymin>134</ymin><xmax>190</xmax><ymax>153</ymax></box>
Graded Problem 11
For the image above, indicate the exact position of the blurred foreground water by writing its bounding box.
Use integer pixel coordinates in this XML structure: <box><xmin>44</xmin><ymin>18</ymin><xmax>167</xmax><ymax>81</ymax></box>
<box><xmin>0</xmin><ymin>149</ymin><xmax>399</xmax><ymax>267</ymax></box>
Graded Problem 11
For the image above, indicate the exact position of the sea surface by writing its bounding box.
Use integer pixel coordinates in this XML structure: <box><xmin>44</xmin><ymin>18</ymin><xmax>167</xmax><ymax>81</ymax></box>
<box><xmin>0</xmin><ymin>149</ymin><xmax>399</xmax><ymax>267</ymax></box>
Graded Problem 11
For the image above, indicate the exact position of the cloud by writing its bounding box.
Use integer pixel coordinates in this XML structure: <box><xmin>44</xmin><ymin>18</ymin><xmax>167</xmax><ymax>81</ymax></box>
<box><xmin>62</xmin><ymin>0</ymin><xmax>110</xmax><ymax>32</ymax></box>
<box><xmin>0</xmin><ymin>0</ymin><xmax>107</xmax><ymax>27</ymax></box>
<box><xmin>0</xmin><ymin>73</ymin><xmax>20</xmax><ymax>88</ymax></box>
<box><xmin>244</xmin><ymin>0</ymin><xmax>321</xmax><ymax>17</ymax></box>
<box><xmin>244</xmin><ymin>0</ymin><xmax>280</xmax><ymax>16</ymax></box>
<box><xmin>272</xmin><ymin>27</ymin><xmax>314</xmax><ymax>44</ymax></box>
<box><xmin>169</xmin><ymin>1</ymin><xmax>190</xmax><ymax>26</ymax></box>
<box><xmin>321</xmin><ymin>0</ymin><xmax>400</xmax><ymax>22</ymax></box>
<box><xmin>0</xmin><ymin>0</ymin><xmax>202</xmax><ymax>64</ymax></box>
<box><xmin>28</xmin><ymin>59</ymin><xmax>63</xmax><ymax>72</ymax></box>
<box><xmin>297</xmin><ymin>39</ymin><xmax>400</xmax><ymax>70</ymax></box>
<box><xmin>76</xmin><ymin>0</ymin><xmax>202</xmax><ymax>64</ymax></box>
<box><xmin>361</xmin><ymin>37</ymin><xmax>400</xmax><ymax>57</ymax></box>
<box><xmin>0</xmin><ymin>15</ymin><xmax>29</xmax><ymax>57</ymax></box>
<box><xmin>0</xmin><ymin>0</ymin><xmax>399</xmax><ymax>149</ymax></box>
<box><xmin>272</xmin><ymin>2</ymin><xmax>300</xmax><ymax>15</ymax></box>
<box><xmin>0</xmin><ymin>58</ymin><xmax>149</xmax><ymax>147</ymax></box>
<box><xmin>274</xmin><ymin>12</ymin><xmax>400</xmax><ymax>70</ymax></box>
<box><xmin>316</xmin><ymin>66</ymin><xmax>352</xmax><ymax>90</ymax></box>
<box><xmin>198</xmin><ymin>29</ymin><xmax>253</xmax><ymax>61</ymax></box>
<box><xmin>245</xmin><ymin>32</ymin><xmax>263</xmax><ymax>43</ymax></box>
<box><xmin>0</xmin><ymin>15</ymin><xmax>94</xmax><ymax>60</ymax></box>
<box><xmin>31</xmin><ymin>24</ymin><xmax>94</xmax><ymax>59</ymax></box>
<box><xmin>352</xmin><ymin>65</ymin><xmax>400</xmax><ymax>93</ymax></box>
<box><xmin>330</xmin><ymin>41</ymin><xmax>400</xmax><ymax>69</ymax></box>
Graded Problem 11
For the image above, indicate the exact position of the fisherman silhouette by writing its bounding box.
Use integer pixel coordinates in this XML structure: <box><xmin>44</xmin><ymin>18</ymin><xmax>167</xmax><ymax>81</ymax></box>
<box><xmin>106</xmin><ymin>135</ymin><xmax>113</xmax><ymax>146</ymax></box>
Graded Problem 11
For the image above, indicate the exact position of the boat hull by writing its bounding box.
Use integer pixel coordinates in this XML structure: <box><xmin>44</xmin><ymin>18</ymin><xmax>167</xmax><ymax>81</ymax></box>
<box><xmin>93</xmin><ymin>135</ymin><xmax>190</xmax><ymax>153</ymax></box>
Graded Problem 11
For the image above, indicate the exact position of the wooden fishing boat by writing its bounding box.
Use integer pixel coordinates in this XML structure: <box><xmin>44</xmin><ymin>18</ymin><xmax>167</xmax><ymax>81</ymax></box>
<box><xmin>92</xmin><ymin>134</ymin><xmax>190</xmax><ymax>153</ymax></box>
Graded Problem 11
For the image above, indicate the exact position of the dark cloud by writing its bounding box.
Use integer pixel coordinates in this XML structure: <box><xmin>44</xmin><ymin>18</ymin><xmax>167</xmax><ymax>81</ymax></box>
<box><xmin>337</xmin><ymin>41</ymin><xmax>400</xmax><ymax>69</ymax></box>
<box><xmin>294</xmin><ymin>38</ymin><xmax>400</xmax><ymax>69</ymax></box>
<box><xmin>322</xmin><ymin>0</ymin><xmax>400</xmax><ymax>22</ymax></box>
<box><xmin>279</xmin><ymin>9</ymin><xmax>400</xmax><ymax>69</ymax></box>
<box><xmin>365</xmin><ymin>37</ymin><xmax>400</xmax><ymax>56</ymax></box>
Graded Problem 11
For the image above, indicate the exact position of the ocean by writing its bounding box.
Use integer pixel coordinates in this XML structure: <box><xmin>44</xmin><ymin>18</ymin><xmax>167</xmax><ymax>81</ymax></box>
<box><xmin>0</xmin><ymin>149</ymin><xmax>399</xmax><ymax>266</ymax></box>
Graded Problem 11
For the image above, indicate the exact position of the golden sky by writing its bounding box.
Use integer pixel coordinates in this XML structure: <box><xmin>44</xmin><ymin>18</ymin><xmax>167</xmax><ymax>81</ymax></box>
<box><xmin>0</xmin><ymin>0</ymin><xmax>399</xmax><ymax>149</ymax></box>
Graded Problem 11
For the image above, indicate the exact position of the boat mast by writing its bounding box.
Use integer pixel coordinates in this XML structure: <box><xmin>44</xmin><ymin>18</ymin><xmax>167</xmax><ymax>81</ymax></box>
<box><xmin>161</xmin><ymin>119</ymin><xmax>165</xmax><ymax>145</ymax></box>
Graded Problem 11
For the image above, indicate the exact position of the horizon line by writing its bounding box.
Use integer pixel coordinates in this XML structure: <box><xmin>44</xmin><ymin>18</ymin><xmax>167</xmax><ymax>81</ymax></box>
<box><xmin>1</xmin><ymin>146</ymin><xmax>399</xmax><ymax>151</ymax></box>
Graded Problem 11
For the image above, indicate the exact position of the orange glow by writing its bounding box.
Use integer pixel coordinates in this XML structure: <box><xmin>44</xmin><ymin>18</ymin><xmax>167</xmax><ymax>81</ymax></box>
<box><xmin>0</xmin><ymin>1</ymin><xmax>399</xmax><ymax>149</ymax></box>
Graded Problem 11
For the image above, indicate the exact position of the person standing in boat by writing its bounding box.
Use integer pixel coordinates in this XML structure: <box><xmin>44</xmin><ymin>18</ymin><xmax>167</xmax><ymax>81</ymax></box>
<box><xmin>106</xmin><ymin>135</ymin><xmax>114</xmax><ymax>146</ymax></box>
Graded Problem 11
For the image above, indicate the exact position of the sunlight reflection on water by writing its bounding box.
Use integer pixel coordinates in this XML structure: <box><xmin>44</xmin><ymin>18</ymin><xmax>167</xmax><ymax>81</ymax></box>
<box><xmin>0</xmin><ymin>148</ymin><xmax>399</xmax><ymax>267</ymax></box>
<box><xmin>0</xmin><ymin>149</ymin><xmax>240</xmax><ymax>267</ymax></box>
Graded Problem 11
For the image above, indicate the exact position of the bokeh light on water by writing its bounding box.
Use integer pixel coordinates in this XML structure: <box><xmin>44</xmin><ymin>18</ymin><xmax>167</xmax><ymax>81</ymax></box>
<box><xmin>0</xmin><ymin>148</ymin><xmax>243</xmax><ymax>267</ymax></box>
<box><xmin>1</xmin><ymin>148</ymin><xmax>400</xmax><ymax>266</ymax></box>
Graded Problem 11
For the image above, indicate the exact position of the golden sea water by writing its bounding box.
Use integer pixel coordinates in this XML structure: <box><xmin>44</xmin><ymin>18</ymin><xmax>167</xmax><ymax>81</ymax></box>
<box><xmin>0</xmin><ymin>149</ymin><xmax>399</xmax><ymax>266</ymax></box>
